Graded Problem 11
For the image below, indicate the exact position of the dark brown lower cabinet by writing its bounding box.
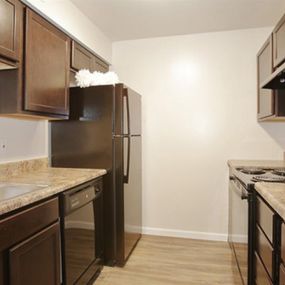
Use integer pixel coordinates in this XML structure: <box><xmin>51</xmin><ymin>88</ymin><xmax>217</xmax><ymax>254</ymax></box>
<box><xmin>9</xmin><ymin>222</ymin><xmax>60</xmax><ymax>285</ymax></box>
<box><xmin>255</xmin><ymin>255</ymin><xmax>274</xmax><ymax>285</ymax></box>
<box><xmin>255</xmin><ymin>194</ymin><xmax>277</xmax><ymax>284</ymax></box>
<box><xmin>280</xmin><ymin>222</ymin><xmax>285</xmax><ymax>285</ymax></box>
<box><xmin>256</xmin><ymin>253</ymin><xmax>273</xmax><ymax>285</ymax></box>
<box><xmin>0</xmin><ymin>197</ymin><xmax>60</xmax><ymax>285</ymax></box>
<box><xmin>256</xmin><ymin>225</ymin><xmax>274</xmax><ymax>279</ymax></box>
<box><xmin>280</xmin><ymin>264</ymin><xmax>285</xmax><ymax>285</ymax></box>
<box><xmin>254</xmin><ymin>194</ymin><xmax>285</xmax><ymax>285</ymax></box>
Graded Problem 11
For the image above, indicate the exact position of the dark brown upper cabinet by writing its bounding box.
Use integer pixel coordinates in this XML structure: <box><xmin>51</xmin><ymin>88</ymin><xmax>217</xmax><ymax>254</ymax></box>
<box><xmin>25</xmin><ymin>9</ymin><xmax>70</xmax><ymax>116</ymax></box>
<box><xmin>70</xmin><ymin>41</ymin><xmax>109</xmax><ymax>87</ymax></box>
<box><xmin>93</xmin><ymin>56</ymin><xmax>109</xmax><ymax>73</ymax></box>
<box><xmin>71</xmin><ymin>41</ymin><xmax>94</xmax><ymax>71</ymax></box>
<box><xmin>0</xmin><ymin>0</ymin><xmax>22</xmax><ymax>69</ymax></box>
<box><xmin>273</xmin><ymin>14</ymin><xmax>285</xmax><ymax>68</ymax></box>
<box><xmin>0</xmin><ymin>2</ymin><xmax>109</xmax><ymax>119</ymax></box>
<box><xmin>71</xmin><ymin>40</ymin><xmax>109</xmax><ymax>73</ymax></box>
<box><xmin>257</xmin><ymin>36</ymin><xmax>275</xmax><ymax>120</ymax></box>
<box><xmin>257</xmin><ymin>34</ymin><xmax>285</xmax><ymax>121</ymax></box>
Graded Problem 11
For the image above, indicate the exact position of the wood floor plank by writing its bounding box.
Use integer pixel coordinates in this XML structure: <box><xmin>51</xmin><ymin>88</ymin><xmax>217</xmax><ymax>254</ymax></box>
<box><xmin>95</xmin><ymin>235</ymin><xmax>242</xmax><ymax>285</ymax></box>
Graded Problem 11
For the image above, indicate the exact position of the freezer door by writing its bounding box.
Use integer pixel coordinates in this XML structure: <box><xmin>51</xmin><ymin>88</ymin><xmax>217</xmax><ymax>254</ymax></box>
<box><xmin>123</xmin><ymin>88</ymin><xmax>141</xmax><ymax>136</ymax></box>
<box><xmin>123</xmin><ymin>135</ymin><xmax>142</xmax><ymax>260</ymax></box>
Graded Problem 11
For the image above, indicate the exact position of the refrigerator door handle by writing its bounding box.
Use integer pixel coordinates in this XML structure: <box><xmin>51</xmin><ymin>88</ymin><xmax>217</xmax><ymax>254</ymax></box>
<box><xmin>124</xmin><ymin>88</ymin><xmax>131</xmax><ymax>136</ymax></box>
<box><xmin>124</xmin><ymin>136</ymin><xmax>131</xmax><ymax>184</ymax></box>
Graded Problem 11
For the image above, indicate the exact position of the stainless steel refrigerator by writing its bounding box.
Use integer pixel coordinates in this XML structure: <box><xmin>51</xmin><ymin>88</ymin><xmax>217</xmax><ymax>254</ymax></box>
<box><xmin>50</xmin><ymin>84</ymin><xmax>142</xmax><ymax>266</ymax></box>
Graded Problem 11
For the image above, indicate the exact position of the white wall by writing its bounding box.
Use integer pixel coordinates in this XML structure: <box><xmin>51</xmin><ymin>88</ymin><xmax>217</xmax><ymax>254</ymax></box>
<box><xmin>0</xmin><ymin>118</ymin><xmax>48</xmax><ymax>163</ymax></box>
<box><xmin>112</xmin><ymin>28</ymin><xmax>285</xmax><ymax>240</ymax></box>
<box><xmin>23</xmin><ymin>0</ymin><xmax>112</xmax><ymax>62</ymax></box>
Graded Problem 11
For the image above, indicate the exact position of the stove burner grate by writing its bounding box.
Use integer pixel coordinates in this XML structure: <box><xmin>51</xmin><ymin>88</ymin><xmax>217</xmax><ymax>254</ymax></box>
<box><xmin>238</xmin><ymin>168</ymin><xmax>266</xmax><ymax>175</ymax></box>
<box><xmin>272</xmin><ymin>169</ymin><xmax>285</xmax><ymax>177</ymax></box>
<box><xmin>252</xmin><ymin>176</ymin><xmax>285</xmax><ymax>182</ymax></box>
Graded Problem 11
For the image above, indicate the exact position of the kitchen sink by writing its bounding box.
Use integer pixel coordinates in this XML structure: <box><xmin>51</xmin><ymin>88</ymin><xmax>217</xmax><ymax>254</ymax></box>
<box><xmin>0</xmin><ymin>183</ymin><xmax>49</xmax><ymax>201</ymax></box>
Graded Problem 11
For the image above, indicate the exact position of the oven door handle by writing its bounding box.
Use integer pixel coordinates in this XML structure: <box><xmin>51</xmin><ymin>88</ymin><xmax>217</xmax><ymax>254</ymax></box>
<box><xmin>229</xmin><ymin>178</ymin><xmax>248</xmax><ymax>201</ymax></box>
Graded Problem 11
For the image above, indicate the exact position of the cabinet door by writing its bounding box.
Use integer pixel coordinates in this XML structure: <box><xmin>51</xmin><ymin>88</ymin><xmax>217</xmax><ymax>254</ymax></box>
<box><xmin>256</xmin><ymin>226</ymin><xmax>273</xmax><ymax>279</ymax></box>
<box><xmin>257</xmin><ymin>36</ymin><xmax>275</xmax><ymax>120</ymax></box>
<box><xmin>256</xmin><ymin>196</ymin><xmax>274</xmax><ymax>244</ymax></box>
<box><xmin>0</xmin><ymin>0</ymin><xmax>21</xmax><ymax>62</ymax></box>
<box><xmin>273</xmin><ymin>15</ymin><xmax>285</xmax><ymax>68</ymax></box>
<box><xmin>93</xmin><ymin>56</ymin><xmax>109</xmax><ymax>73</ymax></box>
<box><xmin>9</xmin><ymin>222</ymin><xmax>60</xmax><ymax>285</ymax></box>
<box><xmin>25</xmin><ymin>9</ymin><xmax>70</xmax><ymax>116</ymax></box>
<box><xmin>255</xmin><ymin>253</ymin><xmax>273</xmax><ymax>285</ymax></box>
<box><xmin>71</xmin><ymin>41</ymin><xmax>93</xmax><ymax>71</ymax></box>
<box><xmin>71</xmin><ymin>41</ymin><xmax>109</xmax><ymax>73</ymax></box>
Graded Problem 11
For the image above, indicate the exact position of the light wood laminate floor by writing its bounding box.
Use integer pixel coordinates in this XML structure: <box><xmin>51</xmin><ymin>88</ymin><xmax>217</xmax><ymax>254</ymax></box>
<box><xmin>95</xmin><ymin>235</ymin><xmax>242</xmax><ymax>285</ymax></box>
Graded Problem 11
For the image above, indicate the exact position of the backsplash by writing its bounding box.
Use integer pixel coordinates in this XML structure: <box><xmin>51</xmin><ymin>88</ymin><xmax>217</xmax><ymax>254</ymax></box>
<box><xmin>0</xmin><ymin>118</ymin><xmax>48</xmax><ymax>163</ymax></box>
<box><xmin>0</xmin><ymin>157</ymin><xmax>48</xmax><ymax>180</ymax></box>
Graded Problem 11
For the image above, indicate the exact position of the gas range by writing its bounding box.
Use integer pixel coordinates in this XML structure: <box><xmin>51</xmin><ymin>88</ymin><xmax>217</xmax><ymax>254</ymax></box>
<box><xmin>232</xmin><ymin>167</ymin><xmax>285</xmax><ymax>190</ymax></box>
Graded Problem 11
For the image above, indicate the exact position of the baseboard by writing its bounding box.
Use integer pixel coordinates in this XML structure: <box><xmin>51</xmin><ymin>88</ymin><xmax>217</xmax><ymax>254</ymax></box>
<box><xmin>125</xmin><ymin>224</ymin><xmax>141</xmax><ymax>233</ymax></box>
<box><xmin>230</xmin><ymin>234</ymin><xmax>247</xmax><ymax>243</ymax></box>
<box><xmin>142</xmin><ymin>226</ymin><xmax>228</xmax><ymax>242</ymax></box>
<box><xmin>65</xmin><ymin>222</ymin><xmax>228</xmax><ymax>242</ymax></box>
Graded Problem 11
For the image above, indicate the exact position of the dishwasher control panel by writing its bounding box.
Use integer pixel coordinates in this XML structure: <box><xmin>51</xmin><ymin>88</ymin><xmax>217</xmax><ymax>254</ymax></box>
<box><xmin>62</xmin><ymin>179</ymin><xmax>102</xmax><ymax>214</ymax></box>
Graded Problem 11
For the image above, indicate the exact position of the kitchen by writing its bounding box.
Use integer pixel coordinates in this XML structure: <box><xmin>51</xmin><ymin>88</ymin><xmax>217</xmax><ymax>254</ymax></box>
<box><xmin>1</xmin><ymin>0</ymin><xmax>285</xmax><ymax>284</ymax></box>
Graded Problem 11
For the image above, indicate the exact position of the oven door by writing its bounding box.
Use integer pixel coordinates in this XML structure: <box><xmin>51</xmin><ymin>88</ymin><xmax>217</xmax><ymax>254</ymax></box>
<box><xmin>228</xmin><ymin>177</ymin><xmax>249</xmax><ymax>285</ymax></box>
<box><xmin>64</xmin><ymin>201</ymin><xmax>95</xmax><ymax>285</ymax></box>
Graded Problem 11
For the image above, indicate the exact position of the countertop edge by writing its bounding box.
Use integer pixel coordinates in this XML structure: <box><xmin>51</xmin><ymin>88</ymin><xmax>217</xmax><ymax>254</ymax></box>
<box><xmin>228</xmin><ymin>159</ymin><xmax>285</xmax><ymax>169</ymax></box>
<box><xmin>255</xmin><ymin>182</ymin><xmax>285</xmax><ymax>221</ymax></box>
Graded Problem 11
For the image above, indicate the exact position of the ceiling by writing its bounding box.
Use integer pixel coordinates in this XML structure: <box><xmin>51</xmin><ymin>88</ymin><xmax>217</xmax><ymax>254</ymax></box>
<box><xmin>70</xmin><ymin>0</ymin><xmax>285</xmax><ymax>41</ymax></box>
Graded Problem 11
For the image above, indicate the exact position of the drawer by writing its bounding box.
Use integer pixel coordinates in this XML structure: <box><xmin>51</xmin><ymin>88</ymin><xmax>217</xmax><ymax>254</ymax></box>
<box><xmin>255</xmin><ymin>253</ymin><xmax>273</xmax><ymax>285</ymax></box>
<box><xmin>0</xmin><ymin>197</ymin><xmax>59</xmax><ymax>251</ymax></box>
<box><xmin>280</xmin><ymin>263</ymin><xmax>285</xmax><ymax>285</ymax></box>
<box><xmin>256</xmin><ymin>196</ymin><xmax>274</xmax><ymax>243</ymax></box>
<box><xmin>256</xmin><ymin>225</ymin><xmax>273</xmax><ymax>279</ymax></box>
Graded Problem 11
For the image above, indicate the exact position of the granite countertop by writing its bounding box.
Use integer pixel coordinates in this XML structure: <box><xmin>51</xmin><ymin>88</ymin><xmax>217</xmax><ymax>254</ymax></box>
<box><xmin>255</xmin><ymin>182</ymin><xmax>285</xmax><ymax>221</ymax></box>
<box><xmin>228</xmin><ymin>159</ymin><xmax>285</xmax><ymax>169</ymax></box>
<box><xmin>0</xmin><ymin>158</ymin><xmax>107</xmax><ymax>216</ymax></box>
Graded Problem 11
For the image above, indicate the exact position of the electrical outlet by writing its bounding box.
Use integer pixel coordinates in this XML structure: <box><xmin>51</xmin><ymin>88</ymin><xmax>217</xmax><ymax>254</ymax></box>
<box><xmin>0</xmin><ymin>140</ymin><xmax>7</xmax><ymax>153</ymax></box>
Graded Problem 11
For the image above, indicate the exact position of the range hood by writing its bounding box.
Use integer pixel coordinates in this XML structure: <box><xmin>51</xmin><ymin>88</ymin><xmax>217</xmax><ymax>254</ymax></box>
<box><xmin>262</xmin><ymin>61</ymin><xmax>285</xmax><ymax>89</ymax></box>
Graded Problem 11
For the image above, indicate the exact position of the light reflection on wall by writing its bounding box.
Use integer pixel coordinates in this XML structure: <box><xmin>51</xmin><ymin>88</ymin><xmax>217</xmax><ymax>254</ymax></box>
<box><xmin>171</xmin><ymin>60</ymin><xmax>201</xmax><ymax>86</ymax></box>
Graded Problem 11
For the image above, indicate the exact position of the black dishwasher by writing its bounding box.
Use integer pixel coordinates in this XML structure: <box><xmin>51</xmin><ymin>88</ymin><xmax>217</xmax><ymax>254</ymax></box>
<box><xmin>60</xmin><ymin>178</ymin><xmax>103</xmax><ymax>285</ymax></box>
